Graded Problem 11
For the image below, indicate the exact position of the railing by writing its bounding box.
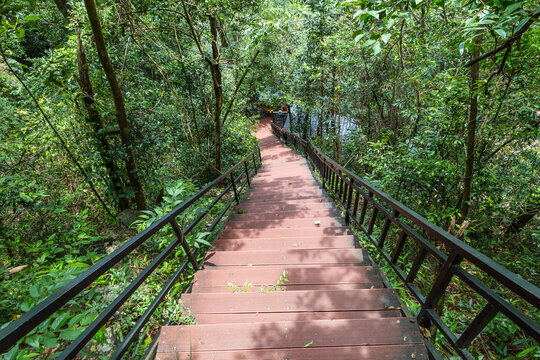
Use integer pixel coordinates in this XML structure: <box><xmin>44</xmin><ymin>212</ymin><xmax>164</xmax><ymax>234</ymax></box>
<box><xmin>0</xmin><ymin>147</ymin><xmax>262</xmax><ymax>359</ymax></box>
<box><xmin>271</xmin><ymin>121</ymin><xmax>539</xmax><ymax>360</ymax></box>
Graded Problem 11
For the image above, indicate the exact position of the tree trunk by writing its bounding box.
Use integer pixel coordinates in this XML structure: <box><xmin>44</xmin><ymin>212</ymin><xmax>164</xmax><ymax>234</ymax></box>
<box><xmin>84</xmin><ymin>0</ymin><xmax>147</xmax><ymax>210</ymax></box>
<box><xmin>459</xmin><ymin>32</ymin><xmax>482</xmax><ymax>221</ymax></box>
<box><xmin>209</xmin><ymin>13</ymin><xmax>223</xmax><ymax>174</ymax></box>
<box><xmin>336</xmin><ymin>70</ymin><xmax>342</xmax><ymax>162</ymax></box>
<box><xmin>505</xmin><ymin>203</ymin><xmax>539</xmax><ymax>234</ymax></box>
<box><xmin>76</xmin><ymin>31</ymin><xmax>130</xmax><ymax>211</ymax></box>
<box><xmin>54</xmin><ymin>0</ymin><xmax>71</xmax><ymax>18</ymax></box>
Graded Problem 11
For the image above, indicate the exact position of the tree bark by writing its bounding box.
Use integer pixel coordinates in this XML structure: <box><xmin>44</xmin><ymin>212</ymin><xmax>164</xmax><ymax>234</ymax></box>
<box><xmin>54</xmin><ymin>0</ymin><xmax>71</xmax><ymax>18</ymax></box>
<box><xmin>76</xmin><ymin>31</ymin><xmax>130</xmax><ymax>210</ymax></box>
<box><xmin>208</xmin><ymin>13</ymin><xmax>223</xmax><ymax>173</ymax></box>
<box><xmin>505</xmin><ymin>201</ymin><xmax>539</xmax><ymax>234</ymax></box>
<box><xmin>84</xmin><ymin>0</ymin><xmax>147</xmax><ymax>209</ymax></box>
<box><xmin>459</xmin><ymin>33</ymin><xmax>482</xmax><ymax>221</ymax></box>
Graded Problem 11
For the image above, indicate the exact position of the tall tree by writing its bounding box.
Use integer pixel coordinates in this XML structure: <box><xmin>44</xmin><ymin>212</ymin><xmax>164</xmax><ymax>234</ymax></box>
<box><xmin>53</xmin><ymin>1</ymin><xmax>130</xmax><ymax>211</ymax></box>
<box><xmin>459</xmin><ymin>32</ymin><xmax>483</xmax><ymax>222</ymax></box>
<box><xmin>83</xmin><ymin>0</ymin><xmax>147</xmax><ymax>209</ymax></box>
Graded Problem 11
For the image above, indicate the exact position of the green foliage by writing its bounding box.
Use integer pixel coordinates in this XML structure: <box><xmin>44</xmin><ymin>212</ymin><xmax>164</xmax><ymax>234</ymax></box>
<box><xmin>1</xmin><ymin>0</ymin><xmax>538</xmax><ymax>358</ymax></box>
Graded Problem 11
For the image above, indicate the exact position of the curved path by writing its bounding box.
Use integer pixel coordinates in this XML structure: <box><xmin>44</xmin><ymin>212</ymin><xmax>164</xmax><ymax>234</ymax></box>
<box><xmin>155</xmin><ymin>117</ymin><xmax>428</xmax><ymax>359</ymax></box>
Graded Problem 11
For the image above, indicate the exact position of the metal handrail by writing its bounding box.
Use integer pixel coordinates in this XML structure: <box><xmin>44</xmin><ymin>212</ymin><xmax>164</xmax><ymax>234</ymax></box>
<box><xmin>0</xmin><ymin>147</ymin><xmax>262</xmax><ymax>358</ymax></box>
<box><xmin>271</xmin><ymin>121</ymin><xmax>539</xmax><ymax>360</ymax></box>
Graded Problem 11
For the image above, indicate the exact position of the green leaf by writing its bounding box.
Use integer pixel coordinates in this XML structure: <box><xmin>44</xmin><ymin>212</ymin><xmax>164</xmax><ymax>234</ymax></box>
<box><xmin>42</xmin><ymin>333</ymin><xmax>58</xmax><ymax>348</ymax></box>
<box><xmin>80</xmin><ymin>313</ymin><xmax>97</xmax><ymax>326</ymax></box>
<box><xmin>51</xmin><ymin>313</ymin><xmax>70</xmax><ymax>331</ymax></box>
<box><xmin>516</xmin><ymin>347</ymin><xmax>536</xmax><ymax>357</ymax></box>
<box><xmin>373</xmin><ymin>41</ymin><xmax>382</xmax><ymax>55</ymax></box>
<box><xmin>504</xmin><ymin>2</ymin><xmax>523</xmax><ymax>15</ymax></box>
<box><xmin>59</xmin><ymin>327</ymin><xmax>85</xmax><ymax>341</ymax></box>
<box><xmin>196</xmin><ymin>238</ymin><xmax>212</xmax><ymax>247</ymax></box>
<box><xmin>494</xmin><ymin>28</ymin><xmax>506</xmax><ymax>38</ymax></box>
<box><xmin>20</xmin><ymin>192</ymin><xmax>33</xmax><ymax>202</ymax></box>
<box><xmin>304</xmin><ymin>340</ymin><xmax>313</xmax><ymax>347</ymax></box>
<box><xmin>514</xmin><ymin>17</ymin><xmax>530</xmax><ymax>33</ymax></box>
<box><xmin>381</xmin><ymin>33</ymin><xmax>391</xmax><ymax>43</ymax></box>
<box><xmin>25</xmin><ymin>334</ymin><xmax>42</xmax><ymax>349</ymax></box>
<box><xmin>29</xmin><ymin>284</ymin><xmax>40</xmax><ymax>298</ymax></box>
<box><xmin>5</xmin><ymin>344</ymin><xmax>19</xmax><ymax>360</ymax></box>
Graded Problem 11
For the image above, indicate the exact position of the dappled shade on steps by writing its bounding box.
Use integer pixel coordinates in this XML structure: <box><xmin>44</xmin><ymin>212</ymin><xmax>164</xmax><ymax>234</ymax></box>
<box><xmin>155</xmin><ymin>117</ymin><xmax>428</xmax><ymax>360</ymax></box>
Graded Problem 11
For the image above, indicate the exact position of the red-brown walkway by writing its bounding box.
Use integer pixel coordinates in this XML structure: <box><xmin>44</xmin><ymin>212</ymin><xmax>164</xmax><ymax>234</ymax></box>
<box><xmin>156</xmin><ymin>117</ymin><xmax>428</xmax><ymax>359</ymax></box>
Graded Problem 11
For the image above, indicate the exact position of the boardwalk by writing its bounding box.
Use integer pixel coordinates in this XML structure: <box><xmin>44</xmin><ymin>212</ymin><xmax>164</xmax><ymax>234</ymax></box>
<box><xmin>156</xmin><ymin>117</ymin><xmax>428</xmax><ymax>359</ymax></box>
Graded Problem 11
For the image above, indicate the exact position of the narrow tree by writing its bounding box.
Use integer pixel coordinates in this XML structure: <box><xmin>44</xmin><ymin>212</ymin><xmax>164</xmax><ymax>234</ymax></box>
<box><xmin>459</xmin><ymin>33</ymin><xmax>482</xmax><ymax>222</ymax></box>
<box><xmin>76</xmin><ymin>31</ymin><xmax>130</xmax><ymax>210</ymax></box>
<box><xmin>83</xmin><ymin>0</ymin><xmax>147</xmax><ymax>209</ymax></box>
<box><xmin>53</xmin><ymin>1</ymin><xmax>130</xmax><ymax>211</ymax></box>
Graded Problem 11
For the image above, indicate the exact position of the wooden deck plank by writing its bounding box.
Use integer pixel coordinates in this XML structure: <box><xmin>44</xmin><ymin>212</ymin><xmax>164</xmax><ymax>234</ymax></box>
<box><xmin>212</xmin><ymin>235</ymin><xmax>355</xmax><ymax>251</ymax></box>
<box><xmin>218</xmin><ymin>226</ymin><xmax>349</xmax><ymax>239</ymax></box>
<box><xmin>180</xmin><ymin>289</ymin><xmax>400</xmax><ymax>314</ymax></box>
<box><xmin>204</xmin><ymin>248</ymin><xmax>369</xmax><ymax>267</ymax></box>
<box><xmin>156</xmin><ymin>344</ymin><xmax>428</xmax><ymax>360</ymax></box>
<box><xmin>157</xmin><ymin>318</ymin><xmax>423</xmax><ymax>352</ymax></box>
<box><xmin>228</xmin><ymin>209</ymin><xmax>340</xmax><ymax>220</ymax></box>
<box><xmin>224</xmin><ymin>217</ymin><xmax>344</xmax><ymax>229</ymax></box>
<box><xmin>188</xmin><ymin>310</ymin><xmax>403</xmax><ymax>323</ymax></box>
<box><xmin>192</xmin><ymin>266</ymin><xmax>383</xmax><ymax>289</ymax></box>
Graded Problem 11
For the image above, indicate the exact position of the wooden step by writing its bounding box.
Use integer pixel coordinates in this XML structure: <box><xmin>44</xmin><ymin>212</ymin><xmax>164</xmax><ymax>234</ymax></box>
<box><xmin>193</xmin><ymin>283</ymin><xmax>381</xmax><ymax>293</ymax></box>
<box><xmin>236</xmin><ymin>198</ymin><xmax>330</xmax><ymax>207</ymax></box>
<box><xmin>228</xmin><ymin>209</ymin><xmax>339</xmax><ymax>220</ymax></box>
<box><xmin>211</xmin><ymin>235</ymin><xmax>354</xmax><ymax>251</ymax></box>
<box><xmin>218</xmin><ymin>226</ymin><xmax>349</xmax><ymax>239</ymax></box>
<box><xmin>245</xmin><ymin>189</ymin><xmax>323</xmax><ymax>197</ymax></box>
<box><xmin>192</xmin><ymin>266</ymin><xmax>384</xmax><ymax>292</ymax></box>
<box><xmin>156</xmin><ymin>343</ymin><xmax>428</xmax><ymax>360</ymax></box>
<box><xmin>187</xmin><ymin>309</ymin><xmax>403</xmax><ymax>324</ymax></box>
<box><xmin>204</xmin><ymin>248</ymin><xmax>368</xmax><ymax>267</ymax></box>
<box><xmin>242</xmin><ymin>194</ymin><xmax>322</xmax><ymax>202</ymax></box>
<box><xmin>233</xmin><ymin>202</ymin><xmax>334</xmax><ymax>213</ymax></box>
<box><xmin>157</xmin><ymin>318</ymin><xmax>423</xmax><ymax>352</ymax></box>
<box><xmin>180</xmin><ymin>289</ymin><xmax>401</xmax><ymax>314</ymax></box>
<box><xmin>224</xmin><ymin>217</ymin><xmax>343</xmax><ymax>229</ymax></box>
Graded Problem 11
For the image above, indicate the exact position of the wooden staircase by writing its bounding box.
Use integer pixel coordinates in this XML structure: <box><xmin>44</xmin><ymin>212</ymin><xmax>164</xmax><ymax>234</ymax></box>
<box><xmin>155</xmin><ymin>118</ymin><xmax>428</xmax><ymax>359</ymax></box>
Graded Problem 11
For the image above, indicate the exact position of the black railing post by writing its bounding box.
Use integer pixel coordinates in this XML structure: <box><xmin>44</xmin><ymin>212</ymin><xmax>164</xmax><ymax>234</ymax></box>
<box><xmin>331</xmin><ymin>166</ymin><xmax>336</xmax><ymax>192</ymax></box>
<box><xmin>406</xmin><ymin>248</ymin><xmax>428</xmax><ymax>283</ymax></box>
<box><xmin>322</xmin><ymin>161</ymin><xmax>327</xmax><ymax>189</ymax></box>
<box><xmin>252</xmin><ymin>153</ymin><xmax>258</xmax><ymax>174</ymax></box>
<box><xmin>379</xmin><ymin>210</ymin><xmax>398</xmax><ymax>248</ymax></box>
<box><xmin>391</xmin><ymin>230</ymin><xmax>407</xmax><ymax>264</ymax></box>
<box><xmin>352</xmin><ymin>190</ymin><xmax>360</xmax><ymax>219</ymax></box>
<box><xmin>231</xmin><ymin>173</ymin><xmax>240</xmax><ymax>204</ymax></box>
<box><xmin>345</xmin><ymin>179</ymin><xmax>354</xmax><ymax>225</ymax></box>
<box><xmin>359</xmin><ymin>192</ymin><xmax>372</xmax><ymax>225</ymax></box>
<box><xmin>456</xmin><ymin>303</ymin><xmax>498</xmax><ymax>348</ymax></box>
<box><xmin>418</xmin><ymin>251</ymin><xmax>463</xmax><ymax>327</ymax></box>
<box><xmin>244</xmin><ymin>161</ymin><xmax>251</xmax><ymax>187</ymax></box>
<box><xmin>170</xmin><ymin>220</ymin><xmax>198</xmax><ymax>269</ymax></box>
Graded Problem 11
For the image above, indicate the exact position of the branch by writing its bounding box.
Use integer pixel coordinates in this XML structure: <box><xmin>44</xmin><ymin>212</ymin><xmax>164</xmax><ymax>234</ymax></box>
<box><xmin>464</xmin><ymin>8</ymin><xmax>540</xmax><ymax>68</ymax></box>
<box><xmin>484</xmin><ymin>43</ymin><xmax>511</xmax><ymax>87</ymax></box>
<box><xmin>483</xmin><ymin>119</ymin><xmax>540</xmax><ymax>162</ymax></box>
<box><xmin>222</xmin><ymin>50</ymin><xmax>260</xmax><ymax>126</ymax></box>
<box><xmin>180</xmin><ymin>0</ymin><xmax>206</xmax><ymax>61</ymax></box>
